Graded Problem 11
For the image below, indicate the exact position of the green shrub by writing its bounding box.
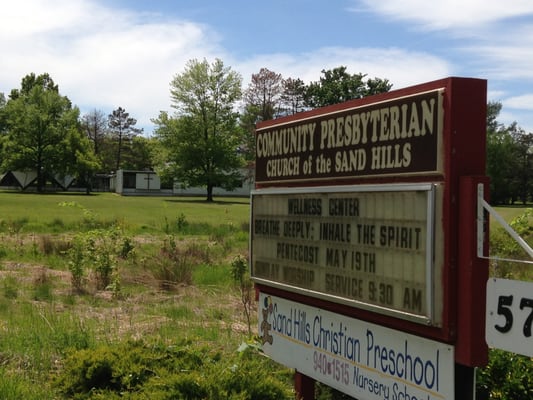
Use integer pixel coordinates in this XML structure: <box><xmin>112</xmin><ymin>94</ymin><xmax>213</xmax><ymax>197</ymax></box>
<box><xmin>84</xmin><ymin>233</ymin><xmax>115</xmax><ymax>290</ymax></box>
<box><xmin>176</xmin><ymin>212</ymin><xmax>188</xmax><ymax>231</ymax></box>
<box><xmin>477</xmin><ymin>349</ymin><xmax>533</xmax><ymax>399</ymax></box>
<box><xmin>54</xmin><ymin>340</ymin><xmax>208</xmax><ymax>398</ymax></box>
<box><xmin>54</xmin><ymin>340</ymin><xmax>293</xmax><ymax>400</ymax></box>
<box><xmin>119</xmin><ymin>236</ymin><xmax>134</xmax><ymax>259</ymax></box>
<box><xmin>66</xmin><ymin>227</ymin><xmax>134</xmax><ymax>292</ymax></box>
<box><xmin>0</xmin><ymin>246</ymin><xmax>6</xmax><ymax>259</ymax></box>
<box><xmin>47</xmin><ymin>217</ymin><xmax>66</xmax><ymax>230</ymax></box>
<box><xmin>67</xmin><ymin>236</ymin><xmax>86</xmax><ymax>292</ymax></box>
<box><xmin>231</xmin><ymin>255</ymin><xmax>253</xmax><ymax>336</ymax></box>
<box><xmin>4</xmin><ymin>217</ymin><xmax>29</xmax><ymax>234</ymax></box>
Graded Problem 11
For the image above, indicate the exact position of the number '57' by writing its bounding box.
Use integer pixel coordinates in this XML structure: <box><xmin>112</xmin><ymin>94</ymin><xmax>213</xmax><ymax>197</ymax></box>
<box><xmin>495</xmin><ymin>295</ymin><xmax>533</xmax><ymax>337</ymax></box>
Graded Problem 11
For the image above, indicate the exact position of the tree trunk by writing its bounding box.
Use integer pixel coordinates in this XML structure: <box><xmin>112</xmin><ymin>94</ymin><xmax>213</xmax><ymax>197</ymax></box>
<box><xmin>206</xmin><ymin>184</ymin><xmax>214</xmax><ymax>202</ymax></box>
<box><xmin>85</xmin><ymin>172</ymin><xmax>92</xmax><ymax>195</ymax></box>
<box><xmin>37</xmin><ymin>169</ymin><xmax>45</xmax><ymax>192</ymax></box>
<box><xmin>116</xmin><ymin>131</ymin><xmax>122</xmax><ymax>172</ymax></box>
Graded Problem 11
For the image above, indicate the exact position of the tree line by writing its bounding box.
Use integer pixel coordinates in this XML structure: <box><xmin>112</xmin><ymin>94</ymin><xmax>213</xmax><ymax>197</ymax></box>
<box><xmin>0</xmin><ymin>63</ymin><xmax>390</xmax><ymax>199</ymax></box>
<box><xmin>487</xmin><ymin>101</ymin><xmax>533</xmax><ymax>204</ymax></box>
<box><xmin>0</xmin><ymin>61</ymin><xmax>529</xmax><ymax>203</ymax></box>
<box><xmin>0</xmin><ymin>73</ymin><xmax>151</xmax><ymax>193</ymax></box>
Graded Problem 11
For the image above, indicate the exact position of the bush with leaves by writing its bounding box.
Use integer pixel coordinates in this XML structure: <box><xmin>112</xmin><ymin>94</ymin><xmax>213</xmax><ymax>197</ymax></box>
<box><xmin>66</xmin><ymin>227</ymin><xmax>133</xmax><ymax>293</ymax></box>
<box><xmin>67</xmin><ymin>235</ymin><xmax>86</xmax><ymax>292</ymax></box>
<box><xmin>54</xmin><ymin>339</ymin><xmax>293</xmax><ymax>399</ymax></box>
<box><xmin>477</xmin><ymin>350</ymin><xmax>533</xmax><ymax>400</ymax></box>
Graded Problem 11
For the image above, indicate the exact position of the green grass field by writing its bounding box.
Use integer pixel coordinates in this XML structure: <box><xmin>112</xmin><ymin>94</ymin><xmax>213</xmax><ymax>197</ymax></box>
<box><xmin>0</xmin><ymin>191</ymin><xmax>530</xmax><ymax>398</ymax></box>
<box><xmin>0</xmin><ymin>191</ymin><xmax>269</xmax><ymax>399</ymax></box>
<box><xmin>0</xmin><ymin>191</ymin><xmax>250</xmax><ymax>234</ymax></box>
<box><xmin>1</xmin><ymin>190</ymin><xmax>527</xmax><ymax>232</ymax></box>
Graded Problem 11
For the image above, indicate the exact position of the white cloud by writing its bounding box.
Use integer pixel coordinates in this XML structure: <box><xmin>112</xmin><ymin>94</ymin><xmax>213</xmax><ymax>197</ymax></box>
<box><xmin>0</xmin><ymin>0</ymin><xmax>452</xmax><ymax>133</ymax></box>
<box><xmin>504</xmin><ymin>94</ymin><xmax>533</xmax><ymax>111</ymax></box>
<box><xmin>463</xmin><ymin>24</ymin><xmax>533</xmax><ymax>81</ymax></box>
<box><xmin>353</xmin><ymin>0</ymin><xmax>533</xmax><ymax>120</ymax></box>
<box><xmin>239</xmin><ymin>47</ymin><xmax>452</xmax><ymax>91</ymax></box>
<box><xmin>353</xmin><ymin>0</ymin><xmax>533</xmax><ymax>31</ymax></box>
<box><xmin>0</xmin><ymin>0</ymin><xmax>225</xmax><ymax>130</ymax></box>
<box><xmin>5</xmin><ymin>0</ymin><xmax>523</xmax><ymax>135</ymax></box>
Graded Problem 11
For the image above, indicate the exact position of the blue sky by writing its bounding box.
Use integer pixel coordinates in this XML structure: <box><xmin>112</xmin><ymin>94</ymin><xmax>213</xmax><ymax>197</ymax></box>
<box><xmin>2</xmin><ymin>0</ymin><xmax>533</xmax><ymax>134</ymax></box>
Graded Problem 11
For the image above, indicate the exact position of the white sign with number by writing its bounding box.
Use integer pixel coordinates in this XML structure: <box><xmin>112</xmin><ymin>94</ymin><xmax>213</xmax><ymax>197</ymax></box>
<box><xmin>486</xmin><ymin>278</ymin><xmax>533</xmax><ymax>357</ymax></box>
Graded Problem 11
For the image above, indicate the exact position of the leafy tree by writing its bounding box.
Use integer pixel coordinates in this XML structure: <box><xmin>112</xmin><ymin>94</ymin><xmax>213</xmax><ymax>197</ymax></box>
<box><xmin>240</xmin><ymin>68</ymin><xmax>288</xmax><ymax>162</ymax></box>
<box><xmin>0</xmin><ymin>92</ymin><xmax>6</xmax><ymax>130</ymax></box>
<box><xmin>119</xmin><ymin>135</ymin><xmax>155</xmax><ymax>171</ymax></box>
<box><xmin>0</xmin><ymin>93</ymin><xmax>6</xmax><ymax>168</ymax></box>
<box><xmin>304</xmin><ymin>66</ymin><xmax>392</xmax><ymax>108</ymax></box>
<box><xmin>487</xmin><ymin>101</ymin><xmax>503</xmax><ymax>132</ymax></box>
<box><xmin>108</xmin><ymin>107</ymin><xmax>142</xmax><ymax>171</ymax></box>
<box><xmin>508</xmin><ymin>123</ymin><xmax>533</xmax><ymax>204</ymax></box>
<box><xmin>280</xmin><ymin>77</ymin><xmax>307</xmax><ymax>116</ymax></box>
<box><xmin>243</xmin><ymin>67</ymin><xmax>283</xmax><ymax>121</ymax></box>
<box><xmin>61</xmin><ymin>126</ymin><xmax>101</xmax><ymax>194</ymax></box>
<box><xmin>151</xmin><ymin>111</ymin><xmax>180</xmax><ymax>185</ymax></box>
<box><xmin>238</xmin><ymin>104</ymin><xmax>261</xmax><ymax>162</ymax></box>
<box><xmin>1</xmin><ymin>73</ymin><xmax>98</xmax><ymax>192</ymax></box>
<box><xmin>485</xmin><ymin>101</ymin><xmax>532</xmax><ymax>204</ymax></box>
<box><xmin>154</xmin><ymin>58</ymin><xmax>243</xmax><ymax>202</ymax></box>
<box><xmin>487</xmin><ymin>128</ymin><xmax>516</xmax><ymax>204</ymax></box>
<box><xmin>9</xmin><ymin>72</ymin><xmax>58</xmax><ymax>99</ymax></box>
<box><xmin>81</xmin><ymin>109</ymin><xmax>107</xmax><ymax>157</ymax></box>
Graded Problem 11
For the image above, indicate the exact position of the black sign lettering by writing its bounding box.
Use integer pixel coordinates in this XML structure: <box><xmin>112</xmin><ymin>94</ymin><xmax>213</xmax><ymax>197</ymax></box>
<box><xmin>251</xmin><ymin>188</ymin><xmax>432</xmax><ymax>319</ymax></box>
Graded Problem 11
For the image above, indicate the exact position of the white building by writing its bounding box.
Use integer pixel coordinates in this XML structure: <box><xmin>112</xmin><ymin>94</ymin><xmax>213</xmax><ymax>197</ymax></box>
<box><xmin>111</xmin><ymin>169</ymin><xmax>253</xmax><ymax>197</ymax></box>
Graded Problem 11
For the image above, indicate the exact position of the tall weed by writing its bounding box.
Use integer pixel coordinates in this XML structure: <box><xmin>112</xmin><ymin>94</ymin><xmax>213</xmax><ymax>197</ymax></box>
<box><xmin>490</xmin><ymin>208</ymin><xmax>533</xmax><ymax>279</ymax></box>
<box><xmin>0</xmin><ymin>302</ymin><xmax>94</xmax><ymax>378</ymax></box>
<box><xmin>149</xmin><ymin>236</ymin><xmax>195</xmax><ymax>289</ymax></box>
<box><xmin>231</xmin><ymin>255</ymin><xmax>253</xmax><ymax>336</ymax></box>
<box><xmin>32</xmin><ymin>269</ymin><xmax>54</xmax><ymax>301</ymax></box>
<box><xmin>39</xmin><ymin>235</ymin><xmax>71</xmax><ymax>256</ymax></box>
<box><xmin>0</xmin><ymin>367</ymin><xmax>54</xmax><ymax>400</ymax></box>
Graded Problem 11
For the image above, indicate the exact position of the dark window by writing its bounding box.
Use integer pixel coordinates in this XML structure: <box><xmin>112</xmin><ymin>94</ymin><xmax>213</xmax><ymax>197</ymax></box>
<box><xmin>123</xmin><ymin>172</ymin><xmax>136</xmax><ymax>189</ymax></box>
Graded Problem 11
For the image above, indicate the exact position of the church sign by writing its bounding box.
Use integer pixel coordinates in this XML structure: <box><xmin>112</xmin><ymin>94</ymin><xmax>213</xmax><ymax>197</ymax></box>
<box><xmin>255</xmin><ymin>90</ymin><xmax>443</xmax><ymax>184</ymax></box>
<box><xmin>252</xmin><ymin>77</ymin><xmax>489</xmax><ymax>398</ymax></box>
<box><xmin>252</xmin><ymin>183</ymin><xmax>441</xmax><ymax>324</ymax></box>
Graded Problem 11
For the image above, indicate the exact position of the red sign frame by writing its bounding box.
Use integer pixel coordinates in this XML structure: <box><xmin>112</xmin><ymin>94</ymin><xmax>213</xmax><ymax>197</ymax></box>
<box><xmin>253</xmin><ymin>77</ymin><xmax>489</xmax><ymax>367</ymax></box>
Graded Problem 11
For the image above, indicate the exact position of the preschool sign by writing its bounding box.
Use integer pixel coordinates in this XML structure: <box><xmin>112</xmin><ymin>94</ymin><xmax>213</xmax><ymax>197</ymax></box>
<box><xmin>259</xmin><ymin>294</ymin><xmax>454</xmax><ymax>400</ymax></box>
<box><xmin>255</xmin><ymin>89</ymin><xmax>443</xmax><ymax>184</ymax></box>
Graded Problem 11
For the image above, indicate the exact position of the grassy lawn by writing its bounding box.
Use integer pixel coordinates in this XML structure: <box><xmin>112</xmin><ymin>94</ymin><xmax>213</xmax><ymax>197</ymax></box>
<box><xmin>0</xmin><ymin>191</ymin><xmax>250</xmax><ymax>234</ymax></box>
<box><xmin>491</xmin><ymin>204</ymin><xmax>532</xmax><ymax>223</ymax></box>
<box><xmin>0</xmin><ymin>191</ymin><xmax>530</xmax><ymax>398</ymax></box>
<box><xmin>0</xmin><ymin>191</ymin><xmax>271</xmax><ymax>399</ymax></box>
